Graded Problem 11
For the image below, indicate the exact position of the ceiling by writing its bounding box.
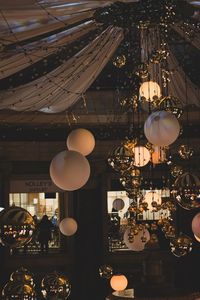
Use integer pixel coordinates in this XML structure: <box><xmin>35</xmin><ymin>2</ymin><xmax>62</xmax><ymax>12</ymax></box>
<box><xmin>0</xmin><ymin>0</ymin><xmax>200</xmax><ymax>138</ymax></box>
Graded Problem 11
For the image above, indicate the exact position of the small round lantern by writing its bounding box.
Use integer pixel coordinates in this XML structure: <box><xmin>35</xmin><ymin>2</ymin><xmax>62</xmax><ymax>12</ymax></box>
<box><xmin>113</xmin><ymin>198</ymin><xmax>125</xmax><ymax>211</ymax></box>
<box><xmin>139</xmin><ymin>81</ymin><xmax>161</xmax><ymax>102</ymax></box>
<box><xmin>110</xmin><ymin>274</ymin><xmax>128</xmax><ymax>291</ymax></box>
<box><xmin>66</xmin><ymin>128</ymin><xmax>95</xmax><ymax>156</ymax></box>
<box><xmin>50</xmin><ymin>150</ymin><xmax>90</xmax><ymax>191</ymax></box>
<box><xmin>59</xmin><ymin>218</ymin><xmax>78</xmax><ymax>236</ymax></box>
<box><xmin>144</xmin><ymin>110</ymin><xmax>180</xmax><ymax>147</ymax></box>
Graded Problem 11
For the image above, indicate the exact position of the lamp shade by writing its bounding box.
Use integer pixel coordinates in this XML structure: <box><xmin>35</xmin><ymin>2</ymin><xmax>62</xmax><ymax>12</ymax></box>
<box><xmin>50</xmin><ymin>150</ymin><xmax>90</xmax><ymax>191</ymax></box>
<box><xmin>192</xmin><ymin>213</ymin><xmax>200</xmax><ymax>238</ymax></box>
<box><xmin>144</xmin><ymin>111</ymin><xmax>180</xmax><ymax>146</ymax></box>
<box><xmin>110</xmin><ymin>275</ymin><xmax>128</xmax><ymax>291</ymax></box>
<box><xmin>67</xmin><ymin>128</ymin><xmax>95</xmax><ymax>156</ymax></box>
<box><xmin>59</xmin><ymin>218</ymin><xmax>78</xmax><ymax>236</ymax></box>
<box><xmin>139</xmin><ymin>81</ymin><xmax>161</xmax><ymax>102</ymax></box>
<box><xmin>133</xmin><ymin>146</ymin><xmax>151</xmax><ymax>167</ymax></box>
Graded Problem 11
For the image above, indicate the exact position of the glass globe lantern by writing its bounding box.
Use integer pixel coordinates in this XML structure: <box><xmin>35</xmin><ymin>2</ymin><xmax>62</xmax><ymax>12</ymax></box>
<box><xmin>172</xmin><ymin>172</ymin><xmax>200</xmax><ymax>210</ymax></box>
<box><xmin>108</xmin><ymin>144</ymin><xmax>134</xmax><ymax>174</ymax></box>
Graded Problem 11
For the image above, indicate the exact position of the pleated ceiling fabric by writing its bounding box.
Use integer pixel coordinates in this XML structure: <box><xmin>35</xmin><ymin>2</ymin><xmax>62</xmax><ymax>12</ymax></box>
<box><xmin>0</xmin><ymin>20</ymin><xmax>97</xmax><ymax>79</ymax></box>
<box><xmin>0</xmin><ymin>26</ymin><xmax>124</xmax><ymax>113</ymax></box>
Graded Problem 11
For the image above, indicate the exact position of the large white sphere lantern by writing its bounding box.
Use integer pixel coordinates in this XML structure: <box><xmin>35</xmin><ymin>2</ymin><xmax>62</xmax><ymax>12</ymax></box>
<box><xmin>192</xmin><ymin>213</ymin><xmax>200</xmax><ymax>238</ymax></box>
<box><xmin>59</xmin><ymin>218</ymin><xmax>78</xmax><ymax>236</ymax></box>
<box><xmin>110</xmin><ymin>275</ymin><xmax>128</xmax><ymax>291</ymax></box>
<box><xmin>123</xmin><ymin>228</ymin><xmax>150</xmax><ymax>251</ymax></box>
<box><xmin>133</xmin><ymin>146</ymin><xmax>151</xmax><ymax>167</ymax></box>
<box><xmin>50</xmin><ymin>150</ymin><xmax>90</xmax><ymax>191</ymax></box>
<box><xmin>139</xmin><ymin>81</ymin><xmax>161</xmax><ymax>102</ymax></box>
<box><xmin>144</xmin><ymin>191</ymin><xmax>162</xmax><ymax>210</ymax></box>
<box><xmin>67</xmin><ymin>128</ymin><xmax>95</xmax><ymax>156</ymax></box>
<box><xmin>144</xmin><ymin>111</ymin><xmax>180</xmax><ymax>146</ymax></box>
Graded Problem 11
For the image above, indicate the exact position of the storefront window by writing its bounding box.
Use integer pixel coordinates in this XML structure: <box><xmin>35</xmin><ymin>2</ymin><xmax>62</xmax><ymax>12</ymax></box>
<box><xmin>9</xmin><ymin>192</ymin><xmax>60</xmax><ymax>253</ymax></box>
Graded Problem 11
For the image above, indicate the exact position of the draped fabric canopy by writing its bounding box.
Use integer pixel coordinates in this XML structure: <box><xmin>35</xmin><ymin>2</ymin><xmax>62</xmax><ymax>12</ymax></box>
<box><xmin>0</xmin><ymin>0</ymin><xmax>199</xmax><ymax>113</ymax></box>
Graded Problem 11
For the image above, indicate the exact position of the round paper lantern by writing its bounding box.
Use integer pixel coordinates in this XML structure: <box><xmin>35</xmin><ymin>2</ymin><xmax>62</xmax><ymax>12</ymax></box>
<box><xmin>50</xmin><ymin>150</ymin><xmax>90</xmax><ymax>191</ymax></box>
<box><xmin>192</xmin><ymin>213</ymin><xmax>200</xmax><ymax>238</ymax></box>
<box><xmin>139</xmin><ymin>81</ymin><xmax>161</xmax><ymax>102</ymax></box>
<box><xmin>144</xmin><ymin>111</ymin><xmax>180</xmax><ymax>146</ymax></box>
<box><xmin>133</xmin><ymin>146</ymin><xmax>151</xmax><ymax>167</ymax></box>
<box><xmin>151</xmin><ymin>146</ymin><xmax>167</xmax><ymax>164</ymax></box>
<box><xmin>113</xmin><ymin>198</ymin><xmax>125</xmax><ymax>211</ymax></box>
<box><xmin>144</xmin><ymin>191</ymin><xmax>162</xmax><ymax>211</ymax></box>
<box><xmin>59</xmin><ymin>218</ymin><xmax>78</xmax><ymax>236</ymax></box>
<box><xmin>41</xmin><ymin>272</ymin><xmax>71</xmax><ymax>300</ymax></box>
<box><xmin>67</xmin><ymin>128</ymin><xmax>95</xmax><ymax>156</ymax></box>
<box><xmin>123</xmin><ymin>228</ymin><xmax>150</xmax><ymax>251</ymax></box>
<box><xmin>110</xmin><ymin>275</ymin><xmax>128</xmax><ymax>291</ymax></box>
<box><xmin>0</xmin><ymin>206</ymin><xmax>36</xmax><ymax>248</ymax></box>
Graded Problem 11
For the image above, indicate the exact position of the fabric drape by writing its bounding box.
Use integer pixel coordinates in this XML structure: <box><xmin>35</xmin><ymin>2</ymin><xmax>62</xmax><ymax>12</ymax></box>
<box><xmin>0</xmin><ymin>20</ymin><xmax>97</xmax><ymax>79</ymax></box>
<box><xmin>0</xmin><ymin>26</ymin><xmax>124</xmax><ymax>113</ymax></box>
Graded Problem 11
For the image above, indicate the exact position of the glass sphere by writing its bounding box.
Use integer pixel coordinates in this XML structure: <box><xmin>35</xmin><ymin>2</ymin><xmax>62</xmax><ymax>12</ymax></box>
<box><xmin>2</xmin><ymin>281</ymin><xmax>36</xmax><ymax>299</ymax></box>
<box><xmin>108</xmin><ymin>144</ymin><xmax>134</xmax><ymax>174</ymax></box>
<box><xmin>113</xmin><ymin>55</ymin><xmax>126</xmax><ymax>68</ymax></box>
<box><xmin>178</xmin><ymin>144</ymin><xmax>194</xmax><ymax>160</ymax></box>
<box><xmin>171</xmin><ymin>165</ymin><xmax>184</xmax><ymax>178</ymax></box>
<box><xmin>10</xmin><ymin>267</ymin><xmax>35</xmax><ymax>287</ymax></box>
<box><xmin>0</xmin><ymin>206</ymin><xmax>36</xmax><ymax>248</ymax></box>
<box><xmin>159</xmin><ymin>96</ymin><xmax>183</xmax><ymax>119</ymax></box>
<box><xmin>41</xmin><ymin>272</ymin><xmax>71</xmax><ymax>300</ymax></box>
<box><xmin>99</xmin><ymin>265</ymin><xmax>113</xmax><ymax>279</ymax></box>
<box><xmin>170</xmin><ymin>235</ymin><xmax>193</xmax><ymax>257</ymax></box>
<box><xmin>172</xmin><ymin>172</ymin><xmax>200</xmax><ymax>210</ymax></box>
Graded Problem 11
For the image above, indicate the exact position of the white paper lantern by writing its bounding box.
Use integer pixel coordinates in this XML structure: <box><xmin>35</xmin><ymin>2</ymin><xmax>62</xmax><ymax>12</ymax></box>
<box><xmin>67</xmin><ymin>128</ymin><xmax>95</xmax><ymax>156</ymax></box>
<box><xmin>139</xmin><ymin>81</ymin><xmax>161</xmax><ymax>102</ymax></box>
<box><xmin>113</xmin><ymin>198</ymin><xmax>125</xmax><ymax>211</ymax></box>
<box><xmin>144</xmin><ymin>111</ymin><xmax>180</xmax><ymax>146</ymax></box>
<box><xmin>50</xmin><ymin>150</ymin><xmax>90</xmax><ymax>191</ymax></box>
<box><xmin>110</xmin><ymin>275</ymin><xmax>128</xmax><ymax>291</ymax></box>
<box><xmin>123</xmin><ymin>228</ymin><xmax>150</xmax><ymax>251</ymax></box>
<box><xmin>192</xmin><ymin>213</ymin><xmax>200</xmax><ymax>238</ymax></box>
<box><xmin>151</xmin><ymin>145</ymin><xmax>166</xmax><ymax>164</ymax></box>
<box><xmin>133</xmin><ymin>146</ymin><xmax>151</xmax><ymax>167</ymax></box>
<box><xmin>59</xmin><ymin>218</ymin><xmax>78</xmax><ymax>236</ymax></box>
<box><xmin>144</xmin><ymin>191</ymin><xmax>162</xmax><ymax>210</ymax></box>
